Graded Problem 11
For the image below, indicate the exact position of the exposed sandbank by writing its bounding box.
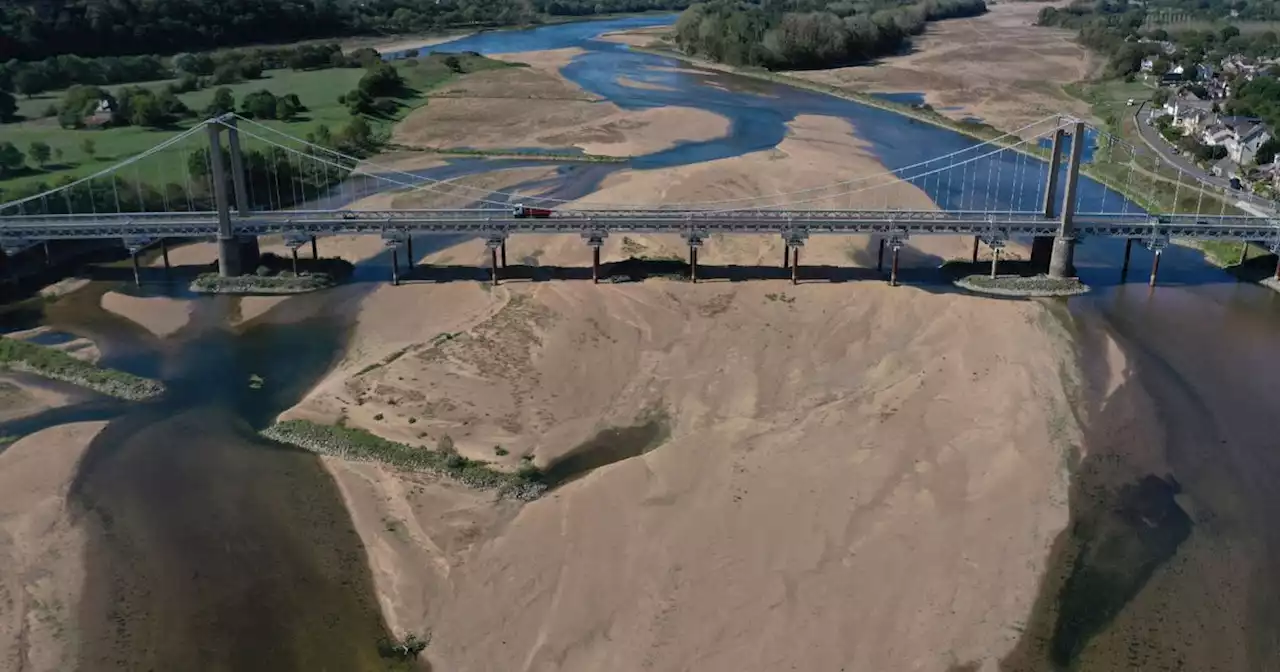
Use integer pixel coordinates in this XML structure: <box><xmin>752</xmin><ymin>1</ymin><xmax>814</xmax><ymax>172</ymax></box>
<box><xmin>99</xmin><ymin>292</ymin><xmax>193</xmax><ymax>338</ymax></box>
<box><xmin>0</xmin><ymin>421</ymin><xmax>109</xmax><ymax>672</ymax></box>
<box><xmin>782</xmin><ymin>2</ymin><xmax>1097</xmax><ymax>135</ymax></box>
<box><xmin>281</xmin><ymin>113</ymin><xmax>1076</xmax><ymax>670</ymax></box>
<box><xmin>393</xmin><ymin>48</ymin><xmax>732</xmax><ymax>157</ymax></box>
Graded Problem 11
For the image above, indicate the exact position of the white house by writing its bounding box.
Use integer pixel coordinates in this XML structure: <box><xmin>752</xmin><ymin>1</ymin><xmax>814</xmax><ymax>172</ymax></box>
<box><xmin>1227</xmin><ymin>121</ymin><xmax>1271</xmax><ymax>165</ymax></box>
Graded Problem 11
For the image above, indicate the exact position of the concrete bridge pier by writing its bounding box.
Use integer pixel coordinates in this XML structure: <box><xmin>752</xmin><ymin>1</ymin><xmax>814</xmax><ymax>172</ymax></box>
<box><xmin>791</xmin><ymin>246</ymin><xmax>800</xmax><ymax>285</ymax></box>
<box><xmin>888</xmin><ymin>236</ymin><xmax>906</xmax><ymax>287</ymax></box>
<box><xmin>130</xmin><ymin>251</ymin><xmax>141</xmax><ymax>287</ymax></box>
<box><xmin>1121</xmin><ymin>238</ymin><xmax>1133</xmax><ymax>281</ymax></box>
<box><xmin>584</xmin><ymin>232</ymin><xmax>607</xmax><ymax>284</ymax></box>
<box><xmin>161</xmin><ymin>239</ymin><xmax>170</xmax><ymax>273</ymax></box>
<box><xmin>391</xmin><ymin>247</ymin><xmax>401</xmax><ymax>286</ymax></box>
<box><xmin>877</xmin><ymin>238</ymin><xmax>886</xmax><ymax>273</ymax></box>
<box><xmin>500</xmin><ymin>240</ymin><xmax>507</xmax><ymax>269</ymax></box>
<box><xmin>971</xmin><ymin>236</ymin><xmax>979</xmax><ymax>264</ymax></box>
<box><xmin>1030</xmin><ymin>127</ymin><xmax>1065</xmax><ymax>271</ymax></box>
<box><xmin>783</xmin><ymin>243</ymin><xmax>790</xmax><ymax>270</ymax></box>
<box><xmin>291</xmin><ymin>247</ymin><xmax>299</xmax><ymax>275</ymax></box>
<box><xmin>311</xmin><ymin>236</ymin><xmax>318</xmax><ymax>260</ymax></box>
<box><xmin>1239</xmin><ymin>242</ymin><xmax>1250</xmax><ymax>266</ymax></box>
<box><xmin>1048</xmin><ymin>121</ymin><xmax>1086</xmax><ymax>280</ymax></box>
<box><xmin>1146</xmin><ymin>238</ymin><xmax>1168</xmax><ymax>287</ymax></box>
<box><xmin>406</xmin><ymin>236</ymin><xmax>414</xmax><ymax>270</ymax></box>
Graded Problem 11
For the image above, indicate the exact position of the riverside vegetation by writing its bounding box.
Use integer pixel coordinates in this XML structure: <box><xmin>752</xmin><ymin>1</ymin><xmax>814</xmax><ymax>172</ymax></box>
<box><xmin>0</xmin><ymin>335</ymin><xmax>165</xmax><ymax>400</ymax></box>
<box><xmin>262</xmin><ymin>419</ymin><xmax>548</xmax><ymax>500</ymax></box>
<box><xmin>191</xmin><ymin>253</ymin><xmax>355</xmax><ymax>294</ymax></box>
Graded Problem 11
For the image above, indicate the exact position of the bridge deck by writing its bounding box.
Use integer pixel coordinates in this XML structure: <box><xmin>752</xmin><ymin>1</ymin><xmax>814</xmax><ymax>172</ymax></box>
<box><xmin>1</xmin><ymin>209</ymin><xmax>1278</xmax><ymax>242</ymax></box>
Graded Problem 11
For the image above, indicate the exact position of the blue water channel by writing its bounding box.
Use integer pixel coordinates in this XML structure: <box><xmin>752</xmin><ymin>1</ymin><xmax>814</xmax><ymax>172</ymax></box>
<box><xmin>392</xmin><ymin>14</ymin><xmax>1235</xmax><ymax>286</ymax></box>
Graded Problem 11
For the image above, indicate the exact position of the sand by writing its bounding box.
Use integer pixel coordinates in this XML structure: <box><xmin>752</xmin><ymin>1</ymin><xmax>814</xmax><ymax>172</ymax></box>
<box><xmin>340</xmin><ymin>32</ymin><xmax>476</xmax><ymax>56</ymax></box>
<box><xmin>0</xmin><ymin>421</ymin><xmax>109</xmax><ymax>672</ymax></box>
<box><xmin>99</xmin><ymin>292</ymin><xmax>192</xmax><ymax>337</ymax></box>
<box><xmin>598</xmin><ymin>26</ymin><xmax>669</xmax><ymax>48</ymax></box>
<box><xmin>393</xmin><ymin>48</ymin><xmax>732</xmax><ymax>157</ymax></box>
<box><xmin>786</xmin><ymin>2</ymin><xmax>1098</xmax><ymax>134</ymax></box>
<box><xmin>0</xmin><ymin>375</ymin><xmax>72</xmax><ymax>424</ymax></box>
<box><xmin>281</xmin><ymin>113</ymin><xmax>1076</xmax><ymax>670</ymax></box>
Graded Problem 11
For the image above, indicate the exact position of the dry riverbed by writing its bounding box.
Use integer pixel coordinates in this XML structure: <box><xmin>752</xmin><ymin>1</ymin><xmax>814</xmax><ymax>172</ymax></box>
<box><xmin>271</xmin><ymin>113</ymin><xmax>1076</xmax><ymax>671</ymax></box>
<box><xmin>392</xmin><ymin>48</ymin><xmax>731</xmax><ymax>157</ymax></box>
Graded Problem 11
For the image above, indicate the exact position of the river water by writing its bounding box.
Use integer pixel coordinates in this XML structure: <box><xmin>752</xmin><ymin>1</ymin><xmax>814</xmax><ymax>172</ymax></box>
<box><xmin>2</xmin><ymin>14</ymin><xmax>1278</xmax><ymax>671</ymax></box>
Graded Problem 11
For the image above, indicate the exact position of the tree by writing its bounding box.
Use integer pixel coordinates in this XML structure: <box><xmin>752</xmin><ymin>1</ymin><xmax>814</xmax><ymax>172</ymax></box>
<box><xmin>241</xmin><ymin>89</ymin><xmax>280</xmax><ymax>119</ymax></box>
<box><xmin>0</xmin><ymin>90</ymin><xmax>15</xmax><ymax>122</ymax></box>
<box><xmin>0</xmin><ymin>142</ymin><xmax>25</xmax><ymax>176</ymax></box>
<box><xmin>443</xmin><ymin>55</ymin><xmax>463</xmax><ymax>73</ymax></box>
<box><xmin>57</xmin><ymin>85</ymin><xmax>111</xmax><ymax>129</ymax></box>
<box><xmin>1152</xmin><ymin>88</ymin><xmax>1171</xmax><ymax>107</ymax></box>
<box><xmin>13</xmin><ymin>69</ymin><xmax>48</xmax><ymax>98</ymax></box>
<box><xmin>358</xmin><ymin>64</ymin><xmax>403</xmax><ymax>97</ymax></box>
<box><xmin>81</xmin><ymin>138</ymin><xmax>97</xmax><ymax>159</ymax></box>
<box><xmin>1255</xmin><ymin>137</ymin><xmax>1280</xmax><ymax>166</ymax></box>
<box><xmin>129</xmin><ymin>93</ymin><xmax>167</xmax><ymax>127</ymax></box>
<box><xmin>1220</xmin><ymin>25</ymin><xmax>1241</xmax><ymax>42</ymax></box>
<box><xmin>275</xmin><ymin>93</ymin><xmax>303</xmax><ymax>120</ymax></box>
<box><xmin>206</xmin><ymin>87</ymin><xmax>236</xmax><ymax>116</ymax></box>
<box><xmin>28</xmin><ymin>141</ymin><xmax>51</xmax><ymax>167</ymax></box>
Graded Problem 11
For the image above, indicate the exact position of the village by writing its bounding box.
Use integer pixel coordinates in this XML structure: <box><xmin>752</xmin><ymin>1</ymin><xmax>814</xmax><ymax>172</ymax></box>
<box><xmin>1140</xmin><ymin>40</ymin><xmax>1280</xmax><ymax>200</ymax></box>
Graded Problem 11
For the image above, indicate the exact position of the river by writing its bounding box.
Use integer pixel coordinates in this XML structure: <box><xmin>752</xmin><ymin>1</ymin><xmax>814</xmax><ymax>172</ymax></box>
<box><xmin>2</xmin><ymin>13</ymin><xmax>1279</xmax><ymax>671</ymax></box>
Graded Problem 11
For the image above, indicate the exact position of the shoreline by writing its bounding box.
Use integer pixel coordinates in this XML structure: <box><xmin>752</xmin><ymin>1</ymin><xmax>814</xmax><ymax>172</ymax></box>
<box><xmin>0</xmin><ymin>336</ymin><xmax>165</xmax><ymax>401</ymax></box>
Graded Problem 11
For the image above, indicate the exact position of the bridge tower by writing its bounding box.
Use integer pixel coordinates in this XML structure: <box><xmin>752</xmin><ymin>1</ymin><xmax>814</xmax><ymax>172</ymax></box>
<box><xmin>207</xmin><ymin>117</ymin><xmax>261</xmax><ymax>277</ymax></box>
<box><xmin>1030</xmin><ymin>127</ymin><xmax>1065</xmax><ymax>270</ymax></box>
<box><xmin>1048</xmin><ymin>121</ymin><xmax>1086</xmax><ymax>280</ymax></box>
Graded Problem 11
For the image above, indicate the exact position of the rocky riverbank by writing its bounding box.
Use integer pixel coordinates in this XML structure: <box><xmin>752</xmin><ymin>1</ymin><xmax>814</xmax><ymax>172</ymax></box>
<box><xmin>261</xmin><ymin>419</ymin><xmax>546</xmax><ymax>500</ymax></box>
<box><xmin>0</xmin><ymin>336</ymin><xmax>164</xmax><ymax>401</ymax></box>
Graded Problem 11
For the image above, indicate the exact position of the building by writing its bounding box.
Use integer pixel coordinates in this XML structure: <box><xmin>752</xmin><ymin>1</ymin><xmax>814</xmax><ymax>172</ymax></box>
<box><xmin>1163</xmin><ymin>91</ymin><xmax>1214</xmax><ymax>129</ymax></box>
<box><xmin>1227</xmin><ymin>121</ymin><xmax>1271</xmax><ymax>165</ymax></box>
<box><xmin>1202</xmin><ymin>123</ymin><xmax>1234</xmax><ymax>146</ymax></box>
<box><xmin>1212</xmin><ymin>157</ymin><xmax>1240</xmax><ymax>179</ymax></box>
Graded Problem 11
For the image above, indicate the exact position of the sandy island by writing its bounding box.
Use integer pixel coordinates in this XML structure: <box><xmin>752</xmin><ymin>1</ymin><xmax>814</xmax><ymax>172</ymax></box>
<box><xmin>272</xmin><ymin>111</ymin><xmax>1077</xmax><ymax>670</ymax></box>
<box><xmin>0</xmin><ymin>421</ymin><xmax>108</xmax><ymax>672</ymax></box>
<box><xmin>785</xmin><ymin>2</ymin><xmax>1098</xmax><ymax>134</ymax></box>
<box><xmin>603</xmin><ymin>2</ymin><xmax>1097</xmax><ymax>135</ymax></box>
<box><xmin>393</xmin><ymin>48</ymin><xmax>732</xmax><ymax>157</ymax></box>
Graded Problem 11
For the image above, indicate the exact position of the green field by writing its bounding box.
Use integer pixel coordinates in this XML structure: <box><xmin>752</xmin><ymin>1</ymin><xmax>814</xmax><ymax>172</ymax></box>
<box><xmin>0</xmin><ymin>53</ymin><xmax>511</xmax><ymax>196</ymax></box>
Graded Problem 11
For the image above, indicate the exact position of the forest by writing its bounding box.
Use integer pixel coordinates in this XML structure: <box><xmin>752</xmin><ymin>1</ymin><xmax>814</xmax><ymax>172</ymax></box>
<box><xmin>0</xmin><ymin>0</ymin><xmax>691</xmax><ymax>62</ymax></box>
<box><xmin>671</xmin><ymin>0</ymin><xmax>987</xmax><ymax>70</ymax></box>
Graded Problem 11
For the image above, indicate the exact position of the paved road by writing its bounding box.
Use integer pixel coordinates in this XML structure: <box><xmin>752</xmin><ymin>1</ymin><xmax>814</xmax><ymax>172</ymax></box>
<box><xmin>1132</xmin><ymin>101</ymin><xmax>1276</xmax><ymax>214</ymax></box>
<box><xmin>1133</xmin><ymin>101</ymin><xmax>1233</xmax><ymax>188</ymax></box>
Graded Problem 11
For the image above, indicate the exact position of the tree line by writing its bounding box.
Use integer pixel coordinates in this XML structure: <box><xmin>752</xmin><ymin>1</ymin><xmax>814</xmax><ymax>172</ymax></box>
<box><xmin>672</xmin><ymin>0</ymin><xmax>987</xmax><ymax>70</ymax></box>
<box><xmin>0</xmin><ymin>43</ymin><xmax>385</xmax><ymax>102</ymax></box>
<box><xmin>0</xmin><ymin>0</ymin><xmax>692</xmax><ymax>62</ymax></box>
<box><xmin>1038</xmin><ymin>0</ymin><xmax>1280</xmax><ymax>79</ymax></box>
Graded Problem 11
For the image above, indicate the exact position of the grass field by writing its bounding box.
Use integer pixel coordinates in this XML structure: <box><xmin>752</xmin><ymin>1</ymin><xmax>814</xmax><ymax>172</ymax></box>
<box><xmin>0</xmin><ymin>53</ymin><xmax>513</xmax><ymax>196</ymax></box>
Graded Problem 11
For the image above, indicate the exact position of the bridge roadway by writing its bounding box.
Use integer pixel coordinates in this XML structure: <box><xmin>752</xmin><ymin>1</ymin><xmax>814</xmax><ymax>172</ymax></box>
<box><xmin>1</xmin><ymin>208</ymin><xmax>1279</xmax><ymax>243</ymax></box>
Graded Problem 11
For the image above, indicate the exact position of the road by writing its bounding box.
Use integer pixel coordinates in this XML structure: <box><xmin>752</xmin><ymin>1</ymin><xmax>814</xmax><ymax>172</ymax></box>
<box><xmin>1132</xmin><ymin>101</ymin><xmax>1276</xmax><ymax>215</ymax></box>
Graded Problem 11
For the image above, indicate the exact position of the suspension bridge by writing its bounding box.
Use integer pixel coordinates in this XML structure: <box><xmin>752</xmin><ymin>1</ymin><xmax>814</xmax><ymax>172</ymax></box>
<box><xmin>2</xmin><ymin>113</ymin><xmax>1278</xmax><ymax>287</ymax></box>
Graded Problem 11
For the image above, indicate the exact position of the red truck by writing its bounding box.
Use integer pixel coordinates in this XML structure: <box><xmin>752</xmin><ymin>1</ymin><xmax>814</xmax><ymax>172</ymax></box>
<box><xmin>512</xmin><ymin>204</ymin><xmax>553</xmax><ymax>218</ymax></box>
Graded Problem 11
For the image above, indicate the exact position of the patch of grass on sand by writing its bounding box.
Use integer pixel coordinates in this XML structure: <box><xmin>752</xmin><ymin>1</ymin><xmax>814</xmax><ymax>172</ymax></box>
<box><xmin>262</xmin><ymin>419</ymin><xmax>546</xmax><ymax>500</ymax></box>
<box><xmin>0</xmin><ymin>53</ymin><xmax>514</xmax><ymax>195</ymax></box>
<box><xmin>941</xmin><ymin>259</ymin><xmax>1091</xmax><ymax>297</ymax></box>
<box><xmin>191</xmin><ymin>253</ymin><xmax>353</xmax><ymax>294</ymax></box>
<box><xmin>0</xmin><ymin>336</ymin><xmax>164</xmax><ymax>400</ymax></box>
